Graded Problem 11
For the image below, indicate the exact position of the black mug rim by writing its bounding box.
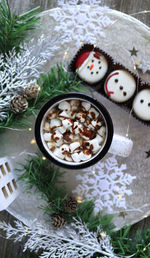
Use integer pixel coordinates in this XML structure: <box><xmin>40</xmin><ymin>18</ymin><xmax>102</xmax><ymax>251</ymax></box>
<box><xmin>35</xmin><ymin>93</ymin><xmax>114</xmax><ymax>169</ymax></box>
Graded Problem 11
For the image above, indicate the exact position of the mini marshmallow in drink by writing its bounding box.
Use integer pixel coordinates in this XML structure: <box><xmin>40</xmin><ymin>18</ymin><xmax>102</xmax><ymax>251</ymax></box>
<box><xmin>58</xmin><ymin>101</ymin><xmax>70</xmax><ymax>111</ymax></box>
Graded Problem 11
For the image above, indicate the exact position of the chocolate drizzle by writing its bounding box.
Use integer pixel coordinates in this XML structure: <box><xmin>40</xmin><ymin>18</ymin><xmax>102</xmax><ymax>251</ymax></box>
<box><xmin>42</xmin><ymin>98</ymin><xmax>106</xmax><ymax>162</ymax></box>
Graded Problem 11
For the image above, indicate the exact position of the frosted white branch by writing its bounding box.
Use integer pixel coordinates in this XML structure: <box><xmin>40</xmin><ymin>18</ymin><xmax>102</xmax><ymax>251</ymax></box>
<box><xmin>0</xmin><ymin>218</ymin><xmax>117</xmax><ymax>258</ymax></box>
<box><xmin>0</xmin><ymin>35</ymin><xmax>60</xmax><ymax>122</ymax></box>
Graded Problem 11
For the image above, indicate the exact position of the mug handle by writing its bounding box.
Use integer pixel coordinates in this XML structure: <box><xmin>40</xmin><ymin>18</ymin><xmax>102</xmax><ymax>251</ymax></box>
<box><xmin>108</xmin><ymin>134</ymin><xmax>133</xmax><ymax>157</ymax></box>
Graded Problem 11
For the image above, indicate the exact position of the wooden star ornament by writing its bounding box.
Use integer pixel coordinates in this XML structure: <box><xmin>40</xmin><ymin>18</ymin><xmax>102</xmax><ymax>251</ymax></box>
<box><xmin>129</xmin><ymin>47</ymin><xmax>138</xmax><ymax>56</ymax></box>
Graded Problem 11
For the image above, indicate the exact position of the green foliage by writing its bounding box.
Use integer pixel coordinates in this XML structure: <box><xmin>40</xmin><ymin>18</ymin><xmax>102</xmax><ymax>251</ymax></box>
<box><xmin>17</xmin><ymin>154</ymin><xmax>66</xmax><ymax>202</ymax></box>
<box><xmin>17</xmin><ymin>154</ymin><xmax>114</xmax><ymax>232</ymax></box>
<box><xmin>19</xmin><ymin>253</ymin><xmax>39</xmax><ymax>258</ymax></box>
<box><xmin>17</xmin><ymin>154</ymin><xmax>150</xmax><ymax>257</ymax></box>
<box><xmin>0</xmin><ymin>0</ymin><xmax>40</xmax><ymax>55</ymax></box>
<box><xmin>0</xmin><ymin>65</ymin><xmax>83</xmax><ymax>129</ymax></box>
<box><xmin>76</xmin><ymin>200</ymin><xmax>114</xmax><ymax>234</ymax></box>
<box><xmin>111</xmin><ymin>226</ymin><xmax>150</xmax><ymax>257</ymax></box>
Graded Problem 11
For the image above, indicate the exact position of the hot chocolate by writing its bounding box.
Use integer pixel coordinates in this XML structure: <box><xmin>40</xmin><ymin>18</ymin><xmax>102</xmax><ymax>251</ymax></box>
<box><xmin>41</xmin><ymin>99</ymin><xmax>107</xmax><ymax>163</ymax></box>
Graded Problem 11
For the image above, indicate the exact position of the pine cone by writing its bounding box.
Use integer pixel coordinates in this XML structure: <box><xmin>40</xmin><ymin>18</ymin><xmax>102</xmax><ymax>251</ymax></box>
<box><xmin>64</xmin><ymin>196</ymin><xmax>78</xmax><ymax>212</ymax></box>
<box><xmin>10</xmin><ymin>96</ymin><xmax>28</xmax><ymax>113</ymax></box>
<box><xmin>51</xmin><ymin>214</ymin><xmax>66</xmax><ymax>229</ymax></box>
<box><xmin>24</xmin><ymin>83</ymin><xmax>40</xmax><ymax>100</ymax></box>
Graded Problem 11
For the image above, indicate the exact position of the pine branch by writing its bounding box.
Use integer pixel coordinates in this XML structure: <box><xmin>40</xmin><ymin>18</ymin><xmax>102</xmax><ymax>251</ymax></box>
<box><xmin>111</xmin><ymin>225</ymin><xmax>150</xmax><ymax>257</ymax></box>
<box><xmin>0</xmin><ymin>0</ymin><xmax>40</xmax><ymax>55</ymax></box>
<box><xmin>17</xmin><ymin>154</ymin><xmax>114</xmax><ymax>233</ymax></box>
<box><xmin>0</xmin><ymin>64</ymin><xmax>83</xmax><ymax>128</ymax></box>
<box><xmin>17</xmin><ymin>154</ymin><xmax>66</xmax><ymax>203</ymax></box>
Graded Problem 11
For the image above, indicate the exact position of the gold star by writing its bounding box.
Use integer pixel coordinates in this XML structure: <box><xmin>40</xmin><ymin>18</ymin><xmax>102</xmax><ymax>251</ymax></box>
<box><xmin>129</xmin><ymin>47</ymin><xmax>138</xmax><ymax>56</ymax></box>
<box><xmin>119</xmin><ymin>212</ymin><xmax>128</xmax><ymax>218</ymax></box>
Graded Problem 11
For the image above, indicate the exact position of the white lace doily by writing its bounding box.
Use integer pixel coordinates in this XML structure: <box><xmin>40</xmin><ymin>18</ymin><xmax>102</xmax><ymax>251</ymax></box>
<box><xmin>1</xmin><ymin>5</ymin><xmax>150</xmax><ymax>229</ymax></box>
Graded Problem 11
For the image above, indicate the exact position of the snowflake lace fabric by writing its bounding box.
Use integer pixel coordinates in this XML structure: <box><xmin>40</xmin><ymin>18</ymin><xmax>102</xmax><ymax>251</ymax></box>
<box><xmin>50</xmin><ymin>2</ymin><xmax>113</xmax><ymax>47</ymax></box>
<box><xmin>3</xmin><ymin>2</ymin><xmax>150</xmax><ymax>228</ymax></box>
<box><xmin>72</xmin><ymin>155</ymin><xmax>136</xmax><ymax>214</ymax></box>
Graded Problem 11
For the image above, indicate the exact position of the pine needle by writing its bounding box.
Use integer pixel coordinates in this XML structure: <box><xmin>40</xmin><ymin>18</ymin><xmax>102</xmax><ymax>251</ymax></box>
<box><xmin>0</xmin><ymin>0</ymin><xmax>40</xmax><ymax>55</ymax></box>
<box><xmin>0</xmin><ymin>65</ymin><xmax>83</xmax><ymax>130</ymax></box>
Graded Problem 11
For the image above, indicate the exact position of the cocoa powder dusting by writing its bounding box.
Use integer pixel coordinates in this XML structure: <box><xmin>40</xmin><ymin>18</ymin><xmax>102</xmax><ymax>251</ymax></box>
<box><xmin>81</xmin><ymin>127</ymin><xmax>95</xmax><ymax>140</ymax></box>
<box><xmin>90</xmin><ymin>112</ymin><xmax>95</xmax><ymax>119</ymax></box>
<box><xmin>83</xmin><ymin>148</ymin><xmax>91</xmax><ymax>155</ymax></box>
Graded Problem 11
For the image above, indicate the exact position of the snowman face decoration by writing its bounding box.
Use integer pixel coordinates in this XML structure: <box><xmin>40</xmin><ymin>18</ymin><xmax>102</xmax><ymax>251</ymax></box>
<box><xmin>104</xmin><ymin>70</ymin><xmax>136</xmax><ymax>103</ymax></box>
<box><xmin>133</xmin><ymin>89</ymin><xmax>150</xmax><ymax>121</ymax></box>
<box><xmin>75</xmin><ymin>51</ymin><xmax>108</xmax><ymax>84</ymax></box>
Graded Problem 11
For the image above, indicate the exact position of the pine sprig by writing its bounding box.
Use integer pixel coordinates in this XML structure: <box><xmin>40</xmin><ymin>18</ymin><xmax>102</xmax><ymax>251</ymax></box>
<box><xmin>0</xmin><ymin>65</ymin><xmax>83</xmax><ymax>129</ymax></box>
<box><xmin>17</xmin><ymin>154</ymin><xmax>66</xmax><ymax>202</ymax></box>
<box><xmin>0</xmin><ymin>0</ymin><xmax>40</xmax><ymax>55</ymax></box>
<box><xmin>17</xmin><ymin>154</ymin><xmax>114</xmax><ymax>232</ymax></box>
<box><xmin>111</xmin><ymin>226</ymin><xmax>150</xmax><ymax>257</ymax></box>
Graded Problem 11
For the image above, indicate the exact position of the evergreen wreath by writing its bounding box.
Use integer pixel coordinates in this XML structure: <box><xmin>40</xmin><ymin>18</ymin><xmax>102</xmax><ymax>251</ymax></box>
<box><xmin>0</xmin><ymin>1</ymin><xmax>150</xmax><ymax>257</ymax></box>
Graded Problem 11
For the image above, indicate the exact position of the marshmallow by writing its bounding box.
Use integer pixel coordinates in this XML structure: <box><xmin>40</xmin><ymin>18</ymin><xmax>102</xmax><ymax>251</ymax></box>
<box><xmin>98</xmin><ymin>126</ymin><xmax>106</xmax><ymax>137</ymax></box>
<box><xmin>91</xmin><ymin>120</ymin><xmax>97</xmax><ymax>127</ymax></box>
<box><xmin>80</xmin><ymin>127</ymin><xmax>94</xmax><ymax>140</ymax></box>
<box><xmin>95</xmin><ymin>134</ymin><xmax>103</xmax><ymax>144</ymax></box>
<box><xmin>47</xmin><ymin>142</ymin><xmax>55</xmax><ymax>151</ymax></box>
<box><xmin>89</xmin><ymin>139</ymin><xmax>101</xmax><ymax>154</ymax></box>
<box><xmin>72</xmin><ymin>121</ymin><xmax>83</xmax><ymax>134</ymax></box>
<box><xmin>44</xmin><ymin>122</ymin><xmax>50</xmax><ymax>131</ymax></box>
<box><xmin>43</xmin><ymin>133</ymin><xmax>52</xmax><ymax>141</ymax></box>
<box><xmin>71</xmin><ymin>153</ymin><xmax>81</xmax><ymax>163</ymax></box>
<box><xmin>52</xmin><ymin>130</ymin><xmax>63</xmax><ymax>142</ymax></box>
<box><xmin>47</xmin><ymin>108</ymin><xmax>57</xmax><ymax>119</ymax></box>
<box><xmin>81</xmin><ymin>101</ymin><xmax>91</xmax><ymax>111</ymax></box>
<box><xmin>73</xmin><ymin>134</ymin><xmax>80</xmax><ymax>141</ymax></box>
<box><xmin>62</xmin><ymin>118</ymin><xmax>73</xmax><ymax>129</ymax></box>
<box><xmin>70</xmin><ymin>99</ymin><xmax>80</xmax><ymax>111</ymax></box>
<box><xmin>55</xmin><ymin>139</ymin><xmax>63</xmax><ymax>147</ymax></box>
<box><xmin>65</xmin><ymin>154</ymin><xmax>73</xmax><ymax>162</ymax></box>
<box><xmin>60</xmin><ymin>144</ymin><xmax>70</xmax><ymax>153</ymax></box>
<box><xmin>58</xmin><ymin>101</ymin><xmax>70</xmax><ymax>111</ymax></box>
<box><xmin>59</xmin><ymin>111</ymin><xmax>70</xmax><ymax>119</ymax></box>
<box><xmin>70</xmin><ymin>142</ymin><xmax>80</xmax><ymax>153</ymax></box>
<box><xmin>58</xmin><ymin>126</ymin><xmax>66</xmax><ymax>134</ymax></box>
<box><xmin>79</xmin><ymin>149</ymin><xmax>92</xmax><ymax>161</ymax></box>
<box><xmin>53</xmin><ymin>148</ymin><xmax>65</xmax><ymax>159</ymax></box>
<box><xmin>76</xmin><ymin>112</ymin><xmax>86</xmax><ymax>123</ymax></box>
<box><xmin>88</xmin><ymin>107</ymin><xmax>99</xmax><ymax>119</ymax></box>
<box><xmin>88</xmin><ymin>135</ymin><xmax>103</xmax><ymax>153</ymax></box>
<box><xmin>50</xmin><ymin>119</ymin><xmax>61</xmax><ymax>129</ymax></box>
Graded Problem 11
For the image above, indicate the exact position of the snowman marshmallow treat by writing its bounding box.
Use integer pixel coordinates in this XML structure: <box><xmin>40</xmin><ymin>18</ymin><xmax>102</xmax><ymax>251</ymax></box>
<box><xmin>133</xmin><ymin>89</ymin><xmax>150</xmax><ymax>121</ymax></box>
<box><xmin>104</xmin><ymin>69</ymin><xmax>136</xmax><ymax>103</ymax></box>
<box><xmin>75</xmin><ymin>51</ymin><xmax>108</xmax><ymax>84</ymax></box>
